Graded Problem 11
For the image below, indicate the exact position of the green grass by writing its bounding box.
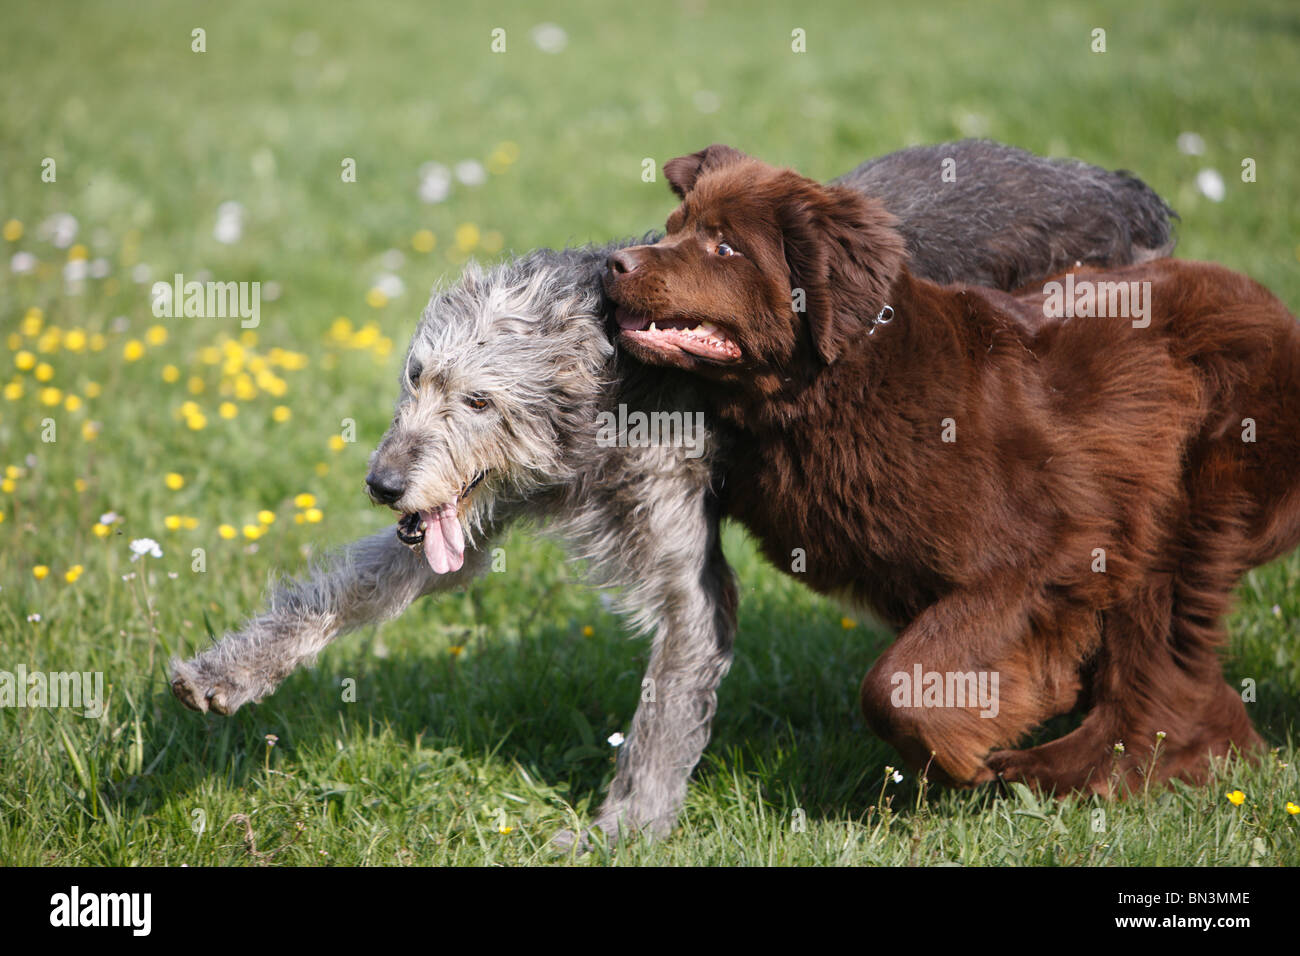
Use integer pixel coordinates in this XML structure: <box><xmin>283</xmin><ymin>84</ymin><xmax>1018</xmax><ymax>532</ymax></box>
<box><xmin>2</xmin><ymin>0</ymin><xmax>1299</xmax><ymax>865</ymax></box>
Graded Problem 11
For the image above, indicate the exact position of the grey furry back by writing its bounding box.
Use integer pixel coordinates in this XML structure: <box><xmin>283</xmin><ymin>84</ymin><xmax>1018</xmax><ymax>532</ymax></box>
<box><xmin>834</xmin><ymin>139</ymin><xmax>1177</xmax><ymax>290</ymax></box>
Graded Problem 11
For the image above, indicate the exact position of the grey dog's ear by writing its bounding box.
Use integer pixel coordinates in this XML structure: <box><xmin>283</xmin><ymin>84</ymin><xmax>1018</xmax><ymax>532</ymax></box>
<box><xmin>663</xmin><ymin>144</ymin><xmax>749</xmax><ymax>199</ymax></box>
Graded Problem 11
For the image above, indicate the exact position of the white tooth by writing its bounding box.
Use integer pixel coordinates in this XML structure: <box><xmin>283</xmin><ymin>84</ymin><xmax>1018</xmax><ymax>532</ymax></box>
<box><xmin>698</xmin><ymin>321</ymin><xmax>717</xmax><ymax>334</ymax></box>
<box><xmin>648</xmin><ymin>321</ymin><xmax>658</xmax><ymax>332</ymax></box>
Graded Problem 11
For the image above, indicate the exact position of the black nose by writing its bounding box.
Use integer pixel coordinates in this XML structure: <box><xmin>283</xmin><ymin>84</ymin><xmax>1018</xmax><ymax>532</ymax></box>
<box><xmin>607</xmin><ymin>249</ymin><xmax>641</xmax><ymax>275</ymax></box>
<box><xmin>366</xmin><ymin>467</ymin><xmax>406</xmax><ymax>505</ymax></box>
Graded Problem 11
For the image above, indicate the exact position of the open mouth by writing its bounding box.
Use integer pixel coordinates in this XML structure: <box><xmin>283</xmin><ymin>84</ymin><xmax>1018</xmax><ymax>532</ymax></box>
<box><xmin>395</xmin><ymin>471</ymin><xmax>486</xmax><ymax>574</ymax></box>
<box><xmin>615</xmin><ymin>306</ymin><xmax>741</xmax><ymax>362</ymax></box>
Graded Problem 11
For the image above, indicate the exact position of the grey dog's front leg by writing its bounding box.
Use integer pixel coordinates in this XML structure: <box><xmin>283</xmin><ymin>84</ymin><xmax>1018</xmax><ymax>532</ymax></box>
<box><xmin>170</xmin><ymin>527</ymin><xmax>488</xmax><ymax>714</ymax></box>
<box><xmin>555</xmin><ymin>468</ymin><xmax>738</xmax><ymax>843</ymax></box>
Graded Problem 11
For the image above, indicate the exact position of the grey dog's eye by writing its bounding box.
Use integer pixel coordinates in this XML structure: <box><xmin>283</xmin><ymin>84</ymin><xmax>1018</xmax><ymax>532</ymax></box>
<box><xmin>466</xmin><ymin>395</ymin><xmax>489</xmax><ymax>411</ymax></box>
<box><xmin>407</xmin><ymin>363</ymin><xmax>422</xmax><ymax>386</ymax></box>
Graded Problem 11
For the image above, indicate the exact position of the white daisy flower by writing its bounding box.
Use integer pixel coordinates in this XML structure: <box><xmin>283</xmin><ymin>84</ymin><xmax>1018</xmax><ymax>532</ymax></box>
<box><xmin>129</xmin><ymin>538</ymin><xmax>163</xmax><ymax>560</ymax></box>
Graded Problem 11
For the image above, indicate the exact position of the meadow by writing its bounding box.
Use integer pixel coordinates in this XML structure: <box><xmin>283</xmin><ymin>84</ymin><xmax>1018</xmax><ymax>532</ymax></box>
<box><xmin>1</xmin><ymin>0</ymin><xmax>1298</xmax><ymax>865</ymax></box>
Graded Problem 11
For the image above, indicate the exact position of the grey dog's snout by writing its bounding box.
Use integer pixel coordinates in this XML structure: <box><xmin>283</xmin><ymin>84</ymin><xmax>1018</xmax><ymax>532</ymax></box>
<box><xmin>366</xmin><ymin>466</ymin><xmax>406</xmax><ymax>505</ymax></box>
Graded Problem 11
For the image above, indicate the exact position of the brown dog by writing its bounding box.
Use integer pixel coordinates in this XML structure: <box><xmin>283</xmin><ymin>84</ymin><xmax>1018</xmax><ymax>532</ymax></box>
<box><xmin>603</xmin><ymin>144</ymin><xmax>1300</xmax><ymax>794</ymax></box>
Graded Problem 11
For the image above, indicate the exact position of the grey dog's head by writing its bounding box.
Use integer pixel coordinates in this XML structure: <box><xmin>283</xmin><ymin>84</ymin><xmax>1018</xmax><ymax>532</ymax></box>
<box><xmin>366</xmin><ymin>248</ymin><xmax>613</xmax><ymax>574</ymax></box>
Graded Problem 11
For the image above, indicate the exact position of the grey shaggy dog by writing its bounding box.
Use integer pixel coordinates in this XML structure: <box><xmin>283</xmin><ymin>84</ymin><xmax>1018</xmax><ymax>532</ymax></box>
<box><xmin>171</xmin><ymin>140</ymin><xmax>1176</xmax><ymax>844</ymax></box>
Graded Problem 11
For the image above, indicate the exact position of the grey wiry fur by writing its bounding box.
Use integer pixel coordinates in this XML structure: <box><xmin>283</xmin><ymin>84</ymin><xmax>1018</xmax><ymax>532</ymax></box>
<box><xmin>838</xmin><ymin>139</ymin><xmax>1177</xmax><ymax>289</ymax></box>
<box><xmin>171</xmin><ymin>140</ymin><xmax>1177</xmax><ymax>844</ymax></box>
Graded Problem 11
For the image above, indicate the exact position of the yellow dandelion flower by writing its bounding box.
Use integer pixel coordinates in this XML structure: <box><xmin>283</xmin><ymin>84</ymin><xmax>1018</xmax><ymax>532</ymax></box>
<box><xmin>187</xmin><ymin>376</ymin><xmax>205</xmax><ymax>395</ymax></box>
<box><xmin>164</xmin><ymin>515</ymin><xmax>182</xmax><ymax>531</ymax></box>
<box><xmin>161</xmin><ymin>364</ymin><xmax>181</xmax><ymax>383</ymax></box>
<box><xmin>294</xmin><ymin>513</ymin><xmax>305</xmax><ymax>524</ymax></box>
<box><xmin>841</xmin><ymin>617</ymin><xmax>857</xmax><ymax>629</ymax></box>
<box><xmin>123</xmin><ymin>340</ymin><xmax>145</xmax><ymax>361</ymax></box>
<box><xmin>164</xmin><ymin>472</ymin><xmax>185</xmax><ymax>490</ymax></box>
<box><xmin>218</xmin><ymin>524</ymin><xmax>237</xmax><ymax>540</ymax></box>
<box><xmin>1226</xmin><ymin>790</ymin><xmax>1245</xmax><ymax>806</ymax></box>
<box><xmin>67</xmin><ymin>243</ymin><xmax>88</xmax><ymax>262</ymax></box>
<box><xmin>182</xmin><ymin>516</ymin><xmax>199</xmax><ymax>530</ymax></box>
<box><xmin>455</xmin><ymin>223</ymin><xmax>480</xmax><ymax>251</ymax></box>
<box><xmin>1</xmin><ymin>479</ymin><xmax>14</xmax><ymax>493</ymax></box>
<box><xmin>242</xmin><ymin>524</ymin><xmax>263</xmax><ymax>540</ymax></box>
<box><xmin>63</xmin><ymin>394</ymin><xmax>81</xmax><ymax>412</ymax></box>
<box><xmin>498</xmin><ymin>825</ymin><xmax>514</xmax><ymax>835</ymax></box>
<box><xmin>63</xmin><ymin>329</ymin><xmax>86</xmax><ymax>352</ymax></box>
<box><xmin>218</xmin><ymin>401</ymin><xmax>238</xmax><ymax>419</ymax></box>
<box><xmin>314</xmin><ymin>462</ymin><xmax>329</xmax><ymax>477</ymax></box>
<box><xmin>272</xmin><ymin>405</ymin><xmax>291</xmax><ymax>423</ymax></box>
<box><xmin>293</xmin><ymin>493</ymin><xmax>316</xmax><ymax>509</ymax></box>
<box><xmin>36</xmin><ymin>330</ymin><xmax>61</xmax><ymax>353</ymax></box>
<box><xmin>329</xmin><ymin>317</ymin><xmax>353</xmax><ymax>342</ymax></box>
<box><xmin>328</xmin><ymin>435</ymin><xmax>346</xmax><ymax>452</ymax></box>
<box><xmin>240</xmin><ymin>330</ymin><xmax>258</xmax><ymax>348</ymax></box>
<box><xmin>85</xmin><ymin>382</ymin><xmax>101</xmax><ymax>398</ymax></box>
<box><xmin>412</xmin><ymin>229</ymin><xmax>436</xmax><ymax>253</ymax></box>
<box><xmin>449</xmin><ymin>645</ymin><xmax>465</xmax><ymax>658</ymax></box>
<box><xmin>89</xmin><ymin>333</ymin><xmax>106</xmax><ymax>351</ymax></box>
<box><xmin>304</xmin><ymin>507</ymin><xmax>323</xmax><ymax>523</ymax></box>
<box><xmin>74</xmin><ymin>478</ymin><xmax>86</xmax><ymax>492</ymax></box>
<box><xmin>39</xmin><ymin>387</ymin><xmax>62</xmax><ymax>406</ymax></box>
<box><xmin>0</xmin><ymin>511</ymin><xmax>5</xmax><ymax>523</ymax></box>
<box><xmin>4</xmin><ymin>466</ymin><xmax>20</xmax><ymax>479</ymax></box>
<box><xmin>186</xmin><ymin>412</ymin><xmax>207</xmax><ymax>430</ymax></box>
<box><xmin>257</xmin><ymin>510</ymin><xmax>275</xmax><ymax>525</ymax></box>
<box><xmin>6</xmin><ymin>333</ymin><xmax>20</xmax><ymax>350</ymax></box>
<box><xmin>14</xmin><ymin>350</ymin><xmax>35</xmax><ymax>371</ymax></box>
<box><xmin>3</xmin><ymin>382</ymin><xmax>22</xmax><ymax>401</ymax></box>
<box><xmin>582</xmin><ymin>625</ymin><xmax>594</xmax><ymax>637</ymax></box>
<box><xmin>65</xmin><ymin>565</ymin><xmax>84</xmax><ymax>583</ymax></box>
<box><xmin>33</xmin><ymin>565</ymin><xmax>49</xmax><ymax>580</ymax></box>
<box><xmin>198</xmin><ymin>346</ymin><xmax>221</xmax><ymax>366</ymax></box>
<box><xmin>146</xmin><ymin>325</ymin><xmax>168</xmax><ymax>346</ymax></box>
<box><xmin>365</xmin><ymin>287</ymin><xmax>388</xmax><ymax>309</ymax></box>
<box><xmin>233</xmin><ymin>376</ymin><xmax>257</xmax><ymax>401</ymax></box>
<box><xmin>93</xmin><ymin>521</ymin><xmax>112</xmax><ymax>538</ymax></box>
<box><xmin>1286</xmin><ymin>802</ymin><xmax>1299</xmax><ymax>815</ymax></box>
<box><xmin>21</xmin><ymin>308</ymin><xmax>43</xmax><ymax>336</ymax></box>
<box><xmin>81</xmin><ymin>421</ymin><xmax>100</xmax><ymax>441</ymax></box>
<box><xmin>33</xmin><ymin>362</ymin><xmax>54</xmax><ymax>382</ymax></box>
<box><xmin>2</xmin><ymin>219</ymin><xmax>22</xmax><ymax>242</ymax></box>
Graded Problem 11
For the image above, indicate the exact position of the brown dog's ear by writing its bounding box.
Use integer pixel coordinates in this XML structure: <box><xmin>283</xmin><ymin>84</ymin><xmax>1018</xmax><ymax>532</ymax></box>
<box><xmin>777</xmin><ymin>179</ymin><xmax>907</xmax><ymax>364</ymax></box>
<box><xmin>663</xmin><ymin>144</ymin><xmax>749</xmax><ymax>199</ymax></box>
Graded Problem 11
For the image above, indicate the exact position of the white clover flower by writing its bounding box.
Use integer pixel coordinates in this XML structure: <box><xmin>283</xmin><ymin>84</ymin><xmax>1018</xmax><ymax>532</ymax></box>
<box><xmin>129</xmin><ymin>538</ymin><xmax>163</xmax><ymax>561</ymax></box>
<box><xmin>99</xmin><ymin>511</ymin><xmax>121</xmax><ymax>525</ymax></box>
<box><xmin>531</xmin><ymin>23</ymin><xmax>568</xmax><ymax>54</ymax></box>
<box><xmin>417</xmin><ymin>162</ymin><xmax>451</xmax><ymax>204</ymax></box>
<box><xmin>214</xmin><ymin>201</ymin><xmax>245</xmax><ymax>244</ymax></box>
<box><xmin>27</xmin><ymin>613</ymin><xmax>41</xmax><ymax>623</ymax></box>
<box><xmin>454</xmin><ymin>160</ymin><xmax>487</xmax><ymax>186</ymax></box>
<box><xmin>1176</xmin><ymin>132</ymin><xmax>1206</xmax><ymax>156</ymax></box>
<box><xmin>1196</xmin><ymin>169</ymin><xmax>1225</xmax><ymax>202</ymax></box>
<box><xmin>607</xmin><ymin>732</ymin><xmax>625</xmax><ymax>747</ymax></box>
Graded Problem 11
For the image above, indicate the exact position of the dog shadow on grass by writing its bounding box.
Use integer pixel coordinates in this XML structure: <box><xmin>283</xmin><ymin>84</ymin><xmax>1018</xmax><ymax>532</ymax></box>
<box><xmin>131</xmin><ymin>580</ymin><xmax>1298</xmax><ymax>833</ymax></box>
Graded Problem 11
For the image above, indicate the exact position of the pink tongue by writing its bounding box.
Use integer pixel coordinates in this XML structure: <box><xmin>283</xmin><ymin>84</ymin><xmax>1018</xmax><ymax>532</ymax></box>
<box><xmin>421</xmin><ymin>504</ymin><xmax>465</xmax><ymax>574</ymax></box>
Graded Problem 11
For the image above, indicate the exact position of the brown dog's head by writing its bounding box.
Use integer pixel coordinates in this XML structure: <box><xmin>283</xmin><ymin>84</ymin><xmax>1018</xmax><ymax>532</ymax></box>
<box><xmin>603</xmin><ymin>145</ymin><xmax>906</xmax><ymax>377</ymax></box>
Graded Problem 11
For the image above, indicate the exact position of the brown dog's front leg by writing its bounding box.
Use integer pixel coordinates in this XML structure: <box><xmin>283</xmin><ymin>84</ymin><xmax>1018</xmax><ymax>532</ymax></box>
<box><xmin>858</xmin><ymin>580</ymin><xmax>1095</xmax><ymax>786</ymax></box>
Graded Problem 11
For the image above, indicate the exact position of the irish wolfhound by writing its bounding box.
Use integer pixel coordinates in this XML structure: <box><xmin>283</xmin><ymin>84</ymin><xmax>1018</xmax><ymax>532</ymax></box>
<box><xmin>171</xmin><ymin>140</ymin><xmax>1176</xmax><ymax>843</ymax></box>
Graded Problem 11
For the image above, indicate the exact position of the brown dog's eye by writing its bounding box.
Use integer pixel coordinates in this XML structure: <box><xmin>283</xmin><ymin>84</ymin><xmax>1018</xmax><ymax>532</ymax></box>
<box><xmin>717</xmin><ymin>241</ymin><xmax>736</xmax><ymax>257</ymax></box>
<box><xmin>466</xmin><ymin>395</ymin><xmax>489</xmax><ymax>411</ymax></box>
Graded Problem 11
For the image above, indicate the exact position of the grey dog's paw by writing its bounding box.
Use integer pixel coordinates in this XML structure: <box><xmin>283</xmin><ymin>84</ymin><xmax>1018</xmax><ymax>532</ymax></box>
<box><xmin>169</xmin><ymin>658</ymin><xmax>245</xmax><ymax>715</ymax></box>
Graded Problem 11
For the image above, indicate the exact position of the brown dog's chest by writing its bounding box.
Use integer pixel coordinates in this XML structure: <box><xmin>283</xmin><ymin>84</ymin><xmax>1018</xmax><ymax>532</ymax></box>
<box><xmin>719</xmin><ymin>427</ymin><xmax>947</xmax><ymax>627</ymax></box>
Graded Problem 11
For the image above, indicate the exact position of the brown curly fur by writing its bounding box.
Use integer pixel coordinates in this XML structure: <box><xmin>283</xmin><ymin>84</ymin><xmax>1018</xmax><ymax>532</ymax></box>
<box><xmin>603</xmin><ymin>145</ymin><xmax>1300</xmax><ymax>794</ymax></box>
